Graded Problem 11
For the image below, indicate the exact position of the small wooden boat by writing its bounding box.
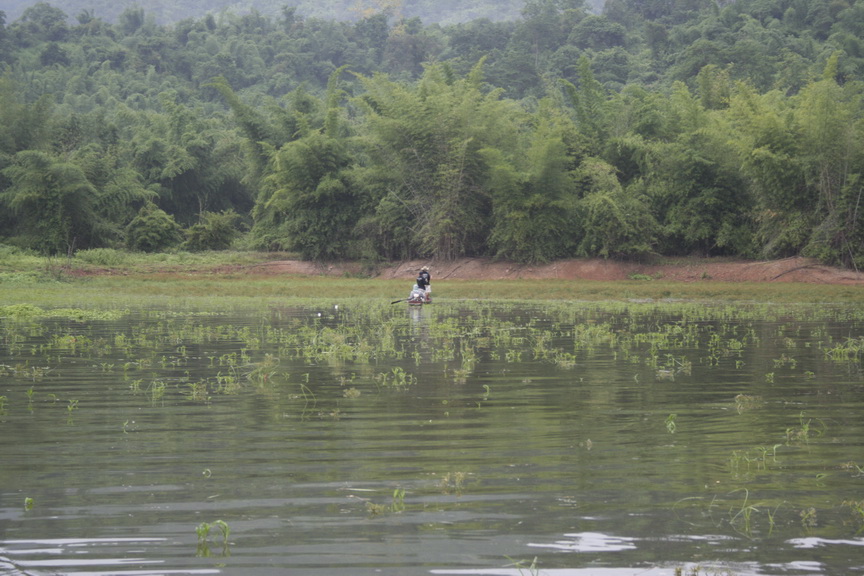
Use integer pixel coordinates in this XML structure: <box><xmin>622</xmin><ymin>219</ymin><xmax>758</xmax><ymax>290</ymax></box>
<box><xmin>407</xmin><ymin>286</ymin><xmax>430</xmax><ymax>306</ymax></box>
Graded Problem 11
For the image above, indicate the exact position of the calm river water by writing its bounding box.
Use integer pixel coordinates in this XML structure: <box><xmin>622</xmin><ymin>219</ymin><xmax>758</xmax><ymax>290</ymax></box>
<box><xmin>1</xmin><ymin>300</ymin><xmax>863</xmax><ymax>576</ymax></box>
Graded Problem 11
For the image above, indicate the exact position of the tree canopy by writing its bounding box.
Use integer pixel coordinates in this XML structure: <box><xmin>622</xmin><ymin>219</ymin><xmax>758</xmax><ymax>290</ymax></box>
<box><xmin>2</xmin><ymin>0</ymin><xmax>864</xmax><ymax>268</ymax></box>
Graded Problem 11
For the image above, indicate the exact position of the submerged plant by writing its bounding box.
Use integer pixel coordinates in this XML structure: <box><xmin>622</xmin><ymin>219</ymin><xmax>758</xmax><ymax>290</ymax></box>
<box><xmin>247</xmin><ymin>353</ymin><xmax>280</xmax><ymax>385</ymax></box>
<box><xmin>842</xmin><ymin>499</ymin><xmax>864</xmax><ymax>534</ymax></box>
<box><xmin>439</xmin><ymin>471</ymin><xmax>467</xmax><ymax>494</ymax></box>
<box><xmin>365</xmin><ymin>501</ymin><xmax>388</xmax><ymax>516</ymax></box>
<box><xmin>196</xmin><ymin>519</ymin><xmax>231</xmax><ymax>557</ymax></box>
<box><xmin>786</xmin><ymin>411</ymin><xmax>825</xmax><ymax>445</ymax></box>
<box><xmin>800</xmin><ymin>507</ymin><xmax>817</xmax><ymax>529</ymax></box>
<box><xmin>674</xmin><ymin>566</ymin><xmax>735</xmax><ymax>576</ymax></box>
<box><xmin>734</xmin><ymin>394</ymin><xmax>762</xmax><ymax>414</ymax></box>
<box><xmin>343</xmin><ymin>387</ymin><xmax>361</xmax><ymax>398</ymax></box>
<box><xmin>729</xmin><ymin>445</ymin><xmax>781</xmax><ymax>477</ymax></box>
<box><xmin>505</xmin><ymin>556</ymin><xmax>539</xmax><ymax>576</ymax></box>
<box><xmin>728</xmin><ymin>488</ymin><xmax>760</xmax><ymax>537</ymax></box>
<box><xmin>391</xmin><ymin>488</ymin><xmax>406</xmax><ymax>513</ymax></box>
<box><xmin>66</xmin><ymin>399</ymin><xmax>78</xmax><ymax>424</ymax></box>
<box><xmin>665</xmin><ymin>413</ymin><xmax>677</xmax><ymax>434</ymax></box>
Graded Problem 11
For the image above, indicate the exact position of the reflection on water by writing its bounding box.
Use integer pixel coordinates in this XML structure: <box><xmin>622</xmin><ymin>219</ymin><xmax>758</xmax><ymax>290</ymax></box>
<box><xmin>529</xmin><ymin>532</ymin><xmax>637</xmax><ymax>552</ymax></box>
<box><xmin>0</xmin><ymin>538</ymin><xmax>219</xmax><ymax>575</ymax></box>
<box><xmin>1</xmin><ymin>301</ymin><xmax>863</xmax><ymax>575</ymax></box>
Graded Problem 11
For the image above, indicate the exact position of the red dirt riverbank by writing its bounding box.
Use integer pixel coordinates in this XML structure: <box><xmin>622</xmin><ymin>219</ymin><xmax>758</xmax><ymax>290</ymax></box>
<box><xmin>244</xmin><ymin>256</ymin><xmax>864</xmax><ymax>285</ymax></box>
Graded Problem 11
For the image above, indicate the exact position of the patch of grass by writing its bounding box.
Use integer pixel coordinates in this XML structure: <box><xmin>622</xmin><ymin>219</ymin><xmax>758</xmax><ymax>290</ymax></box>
<box><xmin>1</xmin><ymin>250</ymin><xmax>862</xmax><ymax>307</ymax></box>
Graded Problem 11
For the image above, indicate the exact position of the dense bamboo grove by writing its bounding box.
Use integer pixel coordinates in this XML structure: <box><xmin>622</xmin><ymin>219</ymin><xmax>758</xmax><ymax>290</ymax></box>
<box><xmin>1</xmin><ymin>0</ymin><xmax>864</xmax><ymax>268</ymax></box>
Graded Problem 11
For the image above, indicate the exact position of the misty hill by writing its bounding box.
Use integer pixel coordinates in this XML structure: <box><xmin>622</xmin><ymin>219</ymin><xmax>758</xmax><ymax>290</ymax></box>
<box><xmin>3</xmin><ymin>0</ymin><xmax>605</xmax><ymax>25</ymax></box>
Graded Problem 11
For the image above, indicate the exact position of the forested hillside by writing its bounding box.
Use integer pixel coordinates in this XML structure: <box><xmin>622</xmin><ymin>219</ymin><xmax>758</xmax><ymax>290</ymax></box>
<box><xmin>2</xmin><ymin>0</ymin><xmax>864</xmax><ymax>268</ymax></box>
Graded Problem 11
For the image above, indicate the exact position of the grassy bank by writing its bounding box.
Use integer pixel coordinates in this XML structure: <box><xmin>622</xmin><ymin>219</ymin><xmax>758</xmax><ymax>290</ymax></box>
<box><xmin>1</xmin><ymin>247</ymin><xmax>862</xmax><ymax>307</ymax></box>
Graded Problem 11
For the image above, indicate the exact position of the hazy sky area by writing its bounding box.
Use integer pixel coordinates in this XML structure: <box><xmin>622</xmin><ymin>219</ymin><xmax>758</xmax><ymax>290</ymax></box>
<box><xmin>2</xmin><ymin>0</ymin><xmax>605</xmax><ymax>25</ymax></box>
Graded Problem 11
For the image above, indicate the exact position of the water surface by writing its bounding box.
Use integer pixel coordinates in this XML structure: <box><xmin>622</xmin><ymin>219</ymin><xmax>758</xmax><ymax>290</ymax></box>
<box><xmin>1</xmin><ymin>301</ymin><xmax>863</xmax><ymax>575</ymax></box>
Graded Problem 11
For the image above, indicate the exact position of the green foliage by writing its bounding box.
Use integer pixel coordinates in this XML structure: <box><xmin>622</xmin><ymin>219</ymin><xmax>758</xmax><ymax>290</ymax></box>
<box><xmin>75</xmin><ymin>248</ymin><xmax>131</xmax><ymax>266</ymax></box>
<box><xmin>126</xmin><ymin>202</ymin><xmax>183</xmax><ymax>252</ymax></box>
<box><xmin>253</xmin><ymin>105</ymin><xmax>357</xmax><ymax>257</ymax></box>
<box><xmin>486</xmin><ymin>104</ymin><xmax>581</xmax><ymax>263</ymax></box>
<box><xmin>2</xmin><ymin>1</ymin><xmax>864</xmax><ymax>266</ymax></box>
<box><xmin>184</xmin><ymin>210</ymin><xmax>242</xmax><ymax>252</ymax></box>
<box><xmin>357</xmin><ymin>60</ymin><xmax>519</xmax><ymax>260</ymax></box>
<box><xmin>1</xmin><ymin>150</ymin><xmax>101</xmax><ymax>254</ymax></box>
<box><xmin>575</xmin><ymin>157</ymin><xmax>656</xmax><ymax>259</ymax></box>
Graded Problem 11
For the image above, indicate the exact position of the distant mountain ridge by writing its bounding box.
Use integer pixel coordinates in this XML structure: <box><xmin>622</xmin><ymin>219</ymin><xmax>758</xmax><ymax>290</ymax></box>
<box><xmin>3</xmin><ymin>0</ymin><xmax>605</xmax><ymax>25</ymax></box>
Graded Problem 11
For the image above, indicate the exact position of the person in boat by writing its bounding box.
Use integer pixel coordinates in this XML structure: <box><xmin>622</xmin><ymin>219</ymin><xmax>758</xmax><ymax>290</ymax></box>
<box><xmin>418</xmin><ymin>266</ymin><xmax>431</xmax><ymax>301</ymax></box>
<box><xmin>408</xmin><ymin>283</ymin><xmax>425</xmax><ymax>304</ymax></box>
<box><xmin>415</xmin><ymin>272</ymin><xmax>431</xmax><ymax>303</ymax></box>
<box><xmin>416</xmin><ymin>273</ymin><xmax>429</xmax><ymax>292</ymax></box>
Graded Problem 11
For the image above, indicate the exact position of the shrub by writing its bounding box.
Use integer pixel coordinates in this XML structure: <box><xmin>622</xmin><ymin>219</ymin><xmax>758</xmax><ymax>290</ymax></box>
<box><xmin>75</xmin><ymin>248</ymin><xmax>130</xmax><ymax>266</ymax></box>
<box><xmin>183</xmin><ymin>210</ymin><xmax>242</xmax><ymax>252</ymax></box>
<box><xmin>126</xmin><ymin>203</ymin><xmax>183</xmax><ymax>252</ymax></box>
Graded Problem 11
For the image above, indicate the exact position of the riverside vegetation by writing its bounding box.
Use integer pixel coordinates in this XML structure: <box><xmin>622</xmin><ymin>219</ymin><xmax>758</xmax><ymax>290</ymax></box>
<box><xmin>2</xmin><ymin>246</ymin><xmax>864</xmax><ymax>306</ymax></box>
<box><xmin>3</xmin><ymin>0</ymin><xmax>864</xmax><ymax>269</ymax></box>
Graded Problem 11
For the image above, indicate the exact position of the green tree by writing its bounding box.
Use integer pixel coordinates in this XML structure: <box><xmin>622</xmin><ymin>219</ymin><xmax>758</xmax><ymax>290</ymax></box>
<box><xmin>126</xmin><ymin>201</ymin><xmax>182</xmax><ymax>252</ymax></box>
<box><xmin>125</xmin><ymin>93</ymin><xmax>251</xmax><ymax>225</ymax></box>
<box><xmin>486</xmin><ymin>103</ymin><xmax>582</xmax><ymax>262</ymax></box>
<box><xmin>1</xmin><ymin>150</ymin><xmax>102</xmax><ymax>254</ymax></box>
<box><xmin>795</xmin><ymin>58</ymin><xmax>864</xmax><ymax>268</ymax></box>
<box><xmin>575</xmin><ymin>157</ymin><xmax>657</xmax><ymax>259</ymax></box>
<box><xmin>11</xmin><ymin>2</ymin><xmax>69</xmax><ymax>44</ymax></box>
<box><xmin>0</xmin><ymin>75</ymin><xmax>54</xmax><ymax>156</ymax></box>
<box><xmin>184</xmin><ymin>210</ymin><xmax>241</xmax><ymax>251</ymax></box>
<box><xmin>561</xmin><ymin>57</ymin><xmax>608</xmax><ymax>154</ymax></box>
<box><xmin>357</xmin><ymin>60</ymin><xmax>520</xmax><ymax>260</ymax></box>
<box><xmin>255</xmin><ymin>131</ymin><xmax>357</xmax><ymax>258</ymax></box>
<box><xmin>247</xmin><ymin>68</ymin><xmax>359</xmax><ymax>258</ymax></box>
<box><xmin>727</xmin><ymin>84</ymin><xmax>811</xmax><ymax>258</ymax></box>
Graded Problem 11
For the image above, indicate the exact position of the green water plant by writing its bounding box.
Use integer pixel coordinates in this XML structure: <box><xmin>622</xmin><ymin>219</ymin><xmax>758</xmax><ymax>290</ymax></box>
<box><xmin>375</xmin><ymin>367</ymin><xmax>415</xmax><ymax>390</ymax></box>
<box><xmin>195</xmin><ymin>519</ymin><xmax>231</xmax><ymax>557</ymax></box>
<box><xmin>823</xmin><ymin>336</ymin><xmax>863</xmax><ymax>362</ymax></box>
<box><xmin>343</xmin><ymin>387</ymin><xmax>361</xmax><ymax>398</ymax></box>
<box><xmin>786</xmin><ymin>411</ymin><xmax>825</xmax><ymax>445</ymax></box>
<box><xmin>734</xmin><ymin>394</ymin><xmax>762</xmax><ymax>414</ymax></box>
<box><xmin>728</xmin><ymin>488</ymin><xmax>760</xmax><ymax>537</ymax></box>
<box><xmin>298</xmin><ymin>382</ymin><xmax>317</xmax><ymax>405</ymax></box>
<box><xmin>391</xmin><ymin>488</ymin><xmax>406</xmax><ymax>513</ymax></box>
<box><xmin>66</xmin><ymin>399</ymin><xmax>78</xmax><ymax>424</ymax></box>
<box><xmin>439</xmin><ymin>471</ymin><xmax>467</xmax><ymax>495</ymax></box>
<box><xmin>247</xmin><ymin>353</ymin><xmax>280</xmax><ymax>385</ymax></box>
<box><xmin>841</xmin><ymin>461</ymin><xmax>864</xmax><ymax>477</ymax></box>
<box><xmin>800</xmin><ymin>507</ymin><xmax>817</xmax><ymax>529</ymax></box>
<box><xmin>674</xmin><ymin>565</ymin><xmax>735</xmax><ymax>576</ymax></box>
<box><xmin>665</xmin><ymin>413</ymin><xmax>677</xmax><ymax>434</ymax></box>
<box><xmin>729</xmin><ymin>445</ymin><xmax>781</xmax><ymax>477</ymax></box>
<box><xmin>184</xmin><ymin>379</ymin><xmax>210</xmax><ymax>403</ymax></box>
<box><xmin>842</xmin><ymin>499</ymin><xmax>864</xmax><ymax>534</ymax></box>
<box><xmin>505</xmin><ymin>556</ymin><xmax>539</xmax><ymax>576</ymax></box>
<box><xmin>365</xmin><ymin>501</ymin><xmax>387</xmax><ymax>516</ymax></box>
<box><xmin>148</xmin><ymin>380</ymin><xmax>167</xmax><ymax>405</ymax></box>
